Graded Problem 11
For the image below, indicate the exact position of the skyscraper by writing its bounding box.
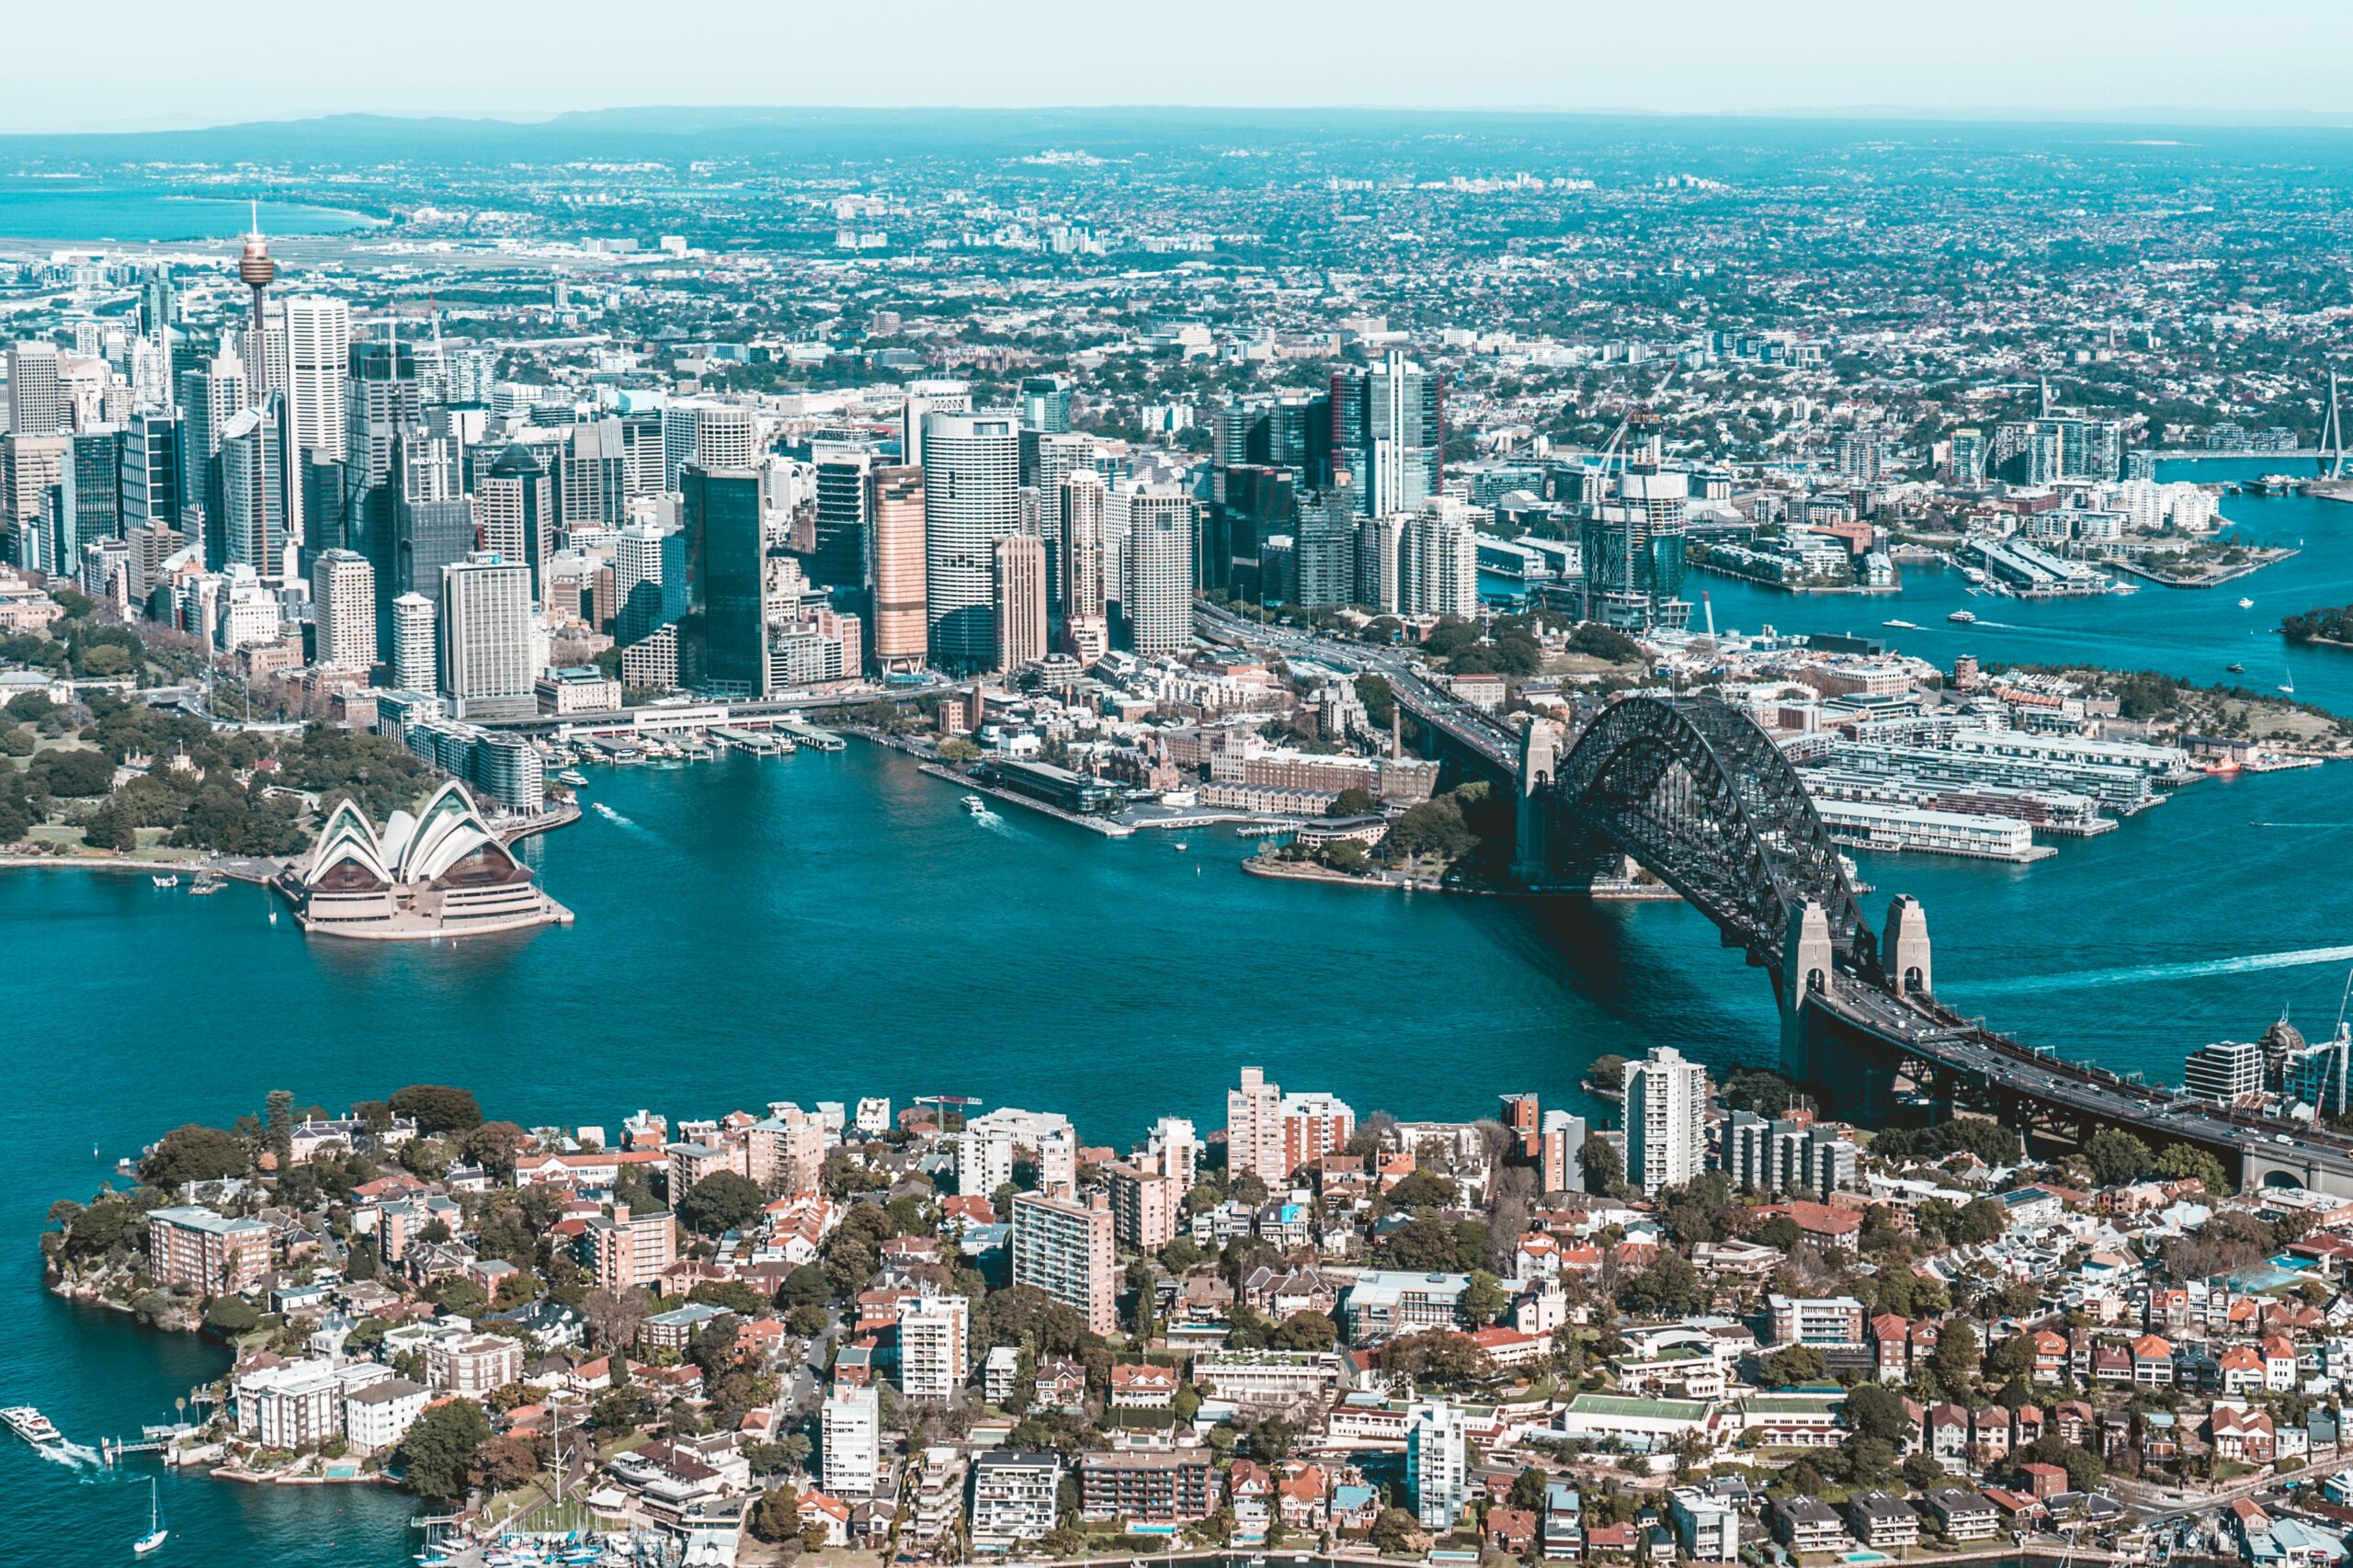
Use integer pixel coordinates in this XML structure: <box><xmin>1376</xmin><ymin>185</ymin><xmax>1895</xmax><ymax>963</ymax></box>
<box><xmin>681</xmin><ymin>464</ymin><xmax>768</xmax><ymax>697</ymax></box>
<box><xmin>439</xmin><ymin>553</ymin><xmax>537</xmax><ymax>721</ymax></box>
<box><xmin>179</xmin><ymin>343</ymin><xmax>249</xmax><ymax>562</ymax></box>
<box><xmin>992</xmin><ymin>534</ymin><xmax>1048</xmax><ymax>672</ymax></box>
<box><xmin>1580</xmin><ymin>453</ymin><xmax>1692</xmax><ymax>631</ymax></box>
<box><xmin>1401</xmin><ymin>497</ymin><xmax>1478</xmax><ymax>619</ymax></box>
<box><xmin>868</xmin><ymin>464</ymin><xmax>927</xmax><ymax>674</ymax></box>
<box><xmin>614</xmin><ymin>522</ymin><xmax>687</xmax><ymax>647</ymax></box>
<box><xmin>1059</xmin><ymin>470</ymin><xmax>1108</xmax><ymax>663</ymax></box>
<box><xmin>54</xmin><ymin>429</ymin><xmax>121</xmax><ymax>580</ymax></box>
<box><xmin>809</xmin><ymin>442</ymin><xmax>875</xmax><ymax>599</ymax></box>
<box><xmin>280</xmin><ymin>296</ymin><xmax>350</xmax><ymax>461</ymax></box>
<box><xmin>217</xmin><ymin>394</ymin><xmax>297</xmax><ymax>584</ymax></box>
<box><xmin>1115</xmin><ymin>480</ymin><xmax>1195</xmax><ymax>657</ymax></box>
<box><xmin>1019</xmin><ymin>373</ymin><xmax>1073</xmax><ymax>435</ymax></box>
<box><xmin>390</xmin><ymin>591</ymin><xmax>437</xmax><ymax>692</ymax></box>
<box><xmin>119</xmin><ymin>413</ymin><xmax>182</xmax><ymax>534</ymax></box>
<box><xmin>476</xmin><ymin>444</ymin><xmax>554</xmax><ymax>606</ymax></box>
<box><xmin>312</xmin><ymin>549</ymin><xmax>377</xmax><ymax>673</ymax></box>
<box><xmin>6</xmin><ymin>341</ymin><xmax>61</xmax><ymax>437</ymax></box>
<box><xmin>1624</xmin><ymin>1046</ymin><xmax>1708</xmax><ymax>1196</ymax></box>
<box><xmin>1332</xmin><ymin>349</ymin><xmax>1442</xmax><ymax>517</ymax></box>
<box><xmin>919</xmin><ymin>411</ymin><xmax>1022</xmax><ymax>670</ymax></box>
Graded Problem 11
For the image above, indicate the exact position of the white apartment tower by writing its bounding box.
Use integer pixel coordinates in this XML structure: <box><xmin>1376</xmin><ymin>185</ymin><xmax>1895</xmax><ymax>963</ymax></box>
<box><xmin>897</xmin><ymin>1292</ymin><xmax>971</xmax><ymax>1401</ymax></box>
<box><xmin>1624</xmin><ymin>1046</ymin><xmax>1709</xmax><ymax>1196</ymax></box>
<box><xmin>1116</xmin><ymin>479</ymin><xmax>1195</xmax><ymax>657</ymax></box>
<box><xmin>311</xmin><ymin>549</ymin><xmax>377</xmax><ymax>672</ymax></box>
<box><xmin>391</xmin><ymin>592</ymin><xmax>437</xmax><ymax>692</ymax></box>
<box><xmin>1059</xmin><ymin>469</ymin><xmax>1109</xmax><ymax>662</ymax></box>
<box><xmin>1403</xmin><ymin>497</ymin><xmax>1478</xmax><ymax>619</ymax></box>
<box><xmin>820</xmin><ymin>1381</ymin><xmax>881</xmax><ymax>1497</ymax></box>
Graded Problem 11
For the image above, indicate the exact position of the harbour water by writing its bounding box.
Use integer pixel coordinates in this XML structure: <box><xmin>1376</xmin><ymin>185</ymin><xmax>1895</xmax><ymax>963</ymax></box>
<box><xmin>6</xmin><ymin>729</ymin><xmax>2352</xmax><ymax>1562</ymax></box>
<box><xmin>0</xmin><ymin>181</ymin><xmax>377</xmax><ymax>243</ymax></box>
<box><xmin>4</xmin><ymin>470</ymin><xmax>2350</xmax><ymax>1562</ymax></box>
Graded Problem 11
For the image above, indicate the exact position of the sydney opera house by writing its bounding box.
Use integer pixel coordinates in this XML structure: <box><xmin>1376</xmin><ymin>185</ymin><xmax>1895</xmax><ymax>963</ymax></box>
<box><xmin>279</xmin><ymin>780</ymin><xmax>572</xmax><ymax>939</ymax></box>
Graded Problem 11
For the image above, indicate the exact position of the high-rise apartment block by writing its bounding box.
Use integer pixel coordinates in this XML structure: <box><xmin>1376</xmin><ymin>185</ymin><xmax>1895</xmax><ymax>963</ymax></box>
<box><xmin>1010</xmin><ymin>1191</ymin><xmax>1117</xmax><ymax>1336</ymax></box>
<box><xmin>1624</xmin><ymin>1046</ymin><xmax>1708</xmax><ymax>1196</ymax></box>
<box><xmin>312</xmin><ymin>549</ymin><xmax>377</xmax><ymax>672</ymax></box>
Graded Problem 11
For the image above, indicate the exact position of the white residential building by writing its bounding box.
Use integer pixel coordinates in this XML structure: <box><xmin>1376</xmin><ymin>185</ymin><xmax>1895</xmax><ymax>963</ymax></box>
<box><xmin>898</xmin><ymin>1291</ymin><xmax>970</xmax><ymax>1400</ymax></box>
<box><xmin>1625</xmin><ymin>1046</ymin><xmax>1708</xmax><ymax>1196</ymax></box>
<box><xmin>1408</xmin><ymin>1397</ymin><xmax>1471</xmax><ymax>1529</ymax></box>
<box><xmin>821</xmin><ymin>1381</ymin><xmax>880</xmax><ymax>1497</ymax></box>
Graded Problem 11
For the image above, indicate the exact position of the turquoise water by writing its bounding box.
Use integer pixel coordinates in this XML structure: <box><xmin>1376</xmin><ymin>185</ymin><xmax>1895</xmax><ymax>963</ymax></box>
<box><xmin>6</xmin><ymin>745</ymin><xmax>2351</xmax><ymax>1561</ymax></box>
<box><xmin>3</xmin><ymin>473</ymin><xmax>2350</xmax><ymax>1560</ymax></box>
<box><xmin>1695</xmin><ymin>462</ymin><xmax>2353</xmax><ymax>715</ymax></box>
<box><xmin>0</xmin><ymin>182</ymin><xmax>375</xmax><ymax>242</ymax></box>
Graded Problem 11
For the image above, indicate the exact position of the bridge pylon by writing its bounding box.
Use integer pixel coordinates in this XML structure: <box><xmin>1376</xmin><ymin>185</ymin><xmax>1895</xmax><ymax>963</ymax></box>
<box><xmin>1511</xmin><ymin>718</ymin><xmax>1563</xmax><ymax>887</ymax></box>
<box><xmin>1779</xmin><ymin>901</ymin><xmax>1834</xmax><ymax>1081</ymax></box>
<box><xmin>1883</xmin><ymin>895</ymin><xmax>1932</xmax><ymax>998</ymax></box>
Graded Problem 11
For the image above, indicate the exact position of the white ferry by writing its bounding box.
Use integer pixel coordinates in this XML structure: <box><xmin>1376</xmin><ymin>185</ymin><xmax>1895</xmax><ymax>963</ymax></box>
<box><xmin>1</xmin><ymin>1406</ymin><xmax>62</xmax><ymax>1446</ymax></box>
<box><xmin>1947</xmin><ymin>609</ymin><xmax>1977</xmax><ymax>625</ymax></box>
<box><xmin>961</xmin><ymin>794</ymin><xmax>988</xmax><ymax>815</ymax></box>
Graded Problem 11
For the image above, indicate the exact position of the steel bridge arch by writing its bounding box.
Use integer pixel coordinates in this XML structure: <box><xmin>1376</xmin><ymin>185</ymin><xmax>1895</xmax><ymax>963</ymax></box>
<box><xmin>1546</xmin><ymin>695</ymin><xmax>1878</xmax><ymax>991</ymax></box>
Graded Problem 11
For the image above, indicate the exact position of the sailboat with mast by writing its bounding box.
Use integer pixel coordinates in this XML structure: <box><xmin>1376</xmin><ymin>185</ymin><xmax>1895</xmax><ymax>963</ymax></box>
<box><xmin>133</xmin><ymin>1476</ymin><xmax>167</xmax><ymax>1554</ymax></box>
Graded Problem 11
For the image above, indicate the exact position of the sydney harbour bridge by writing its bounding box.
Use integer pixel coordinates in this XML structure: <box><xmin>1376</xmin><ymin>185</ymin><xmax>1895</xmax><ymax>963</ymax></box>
<box><xmin>1193</xmin><ymin>606</ymin><xmax>2351</xmax><ymax>1195</ymax></box>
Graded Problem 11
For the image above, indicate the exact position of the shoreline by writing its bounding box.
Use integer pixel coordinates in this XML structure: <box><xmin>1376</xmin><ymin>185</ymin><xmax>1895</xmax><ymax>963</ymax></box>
<box><xmin>2103</xmin><ymin>547</ymin><xmax>2297</xmax><ymax>589</ymax></box>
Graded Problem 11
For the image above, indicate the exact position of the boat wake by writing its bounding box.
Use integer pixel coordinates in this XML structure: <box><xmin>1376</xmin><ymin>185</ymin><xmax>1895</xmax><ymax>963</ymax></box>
<box><xmin>1969</xmin><ymin>942</ymin><xmax>2353</xmax><ymax>996</ymax></box>
<box><xmin>2248</xmin><ymin>822</ymin><xmax>2353</xmax><ymax>830</ymax></box>
<box><xmin>40</xmin><ymin>1439</ymin><xmax>100</xmax><ymax>1469</ymax></box>
<box><xmin>591</xmin><ymin>802</ymin><xmax>639</xmax><ymax>831</ymax></box>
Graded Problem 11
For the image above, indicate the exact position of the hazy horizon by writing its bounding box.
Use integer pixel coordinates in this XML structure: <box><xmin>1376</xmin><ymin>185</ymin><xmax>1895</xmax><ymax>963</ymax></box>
<box><xmin>9</xmin><ymin>0</ymin><xmax>2353</xmax><ymax>136</ymax></box>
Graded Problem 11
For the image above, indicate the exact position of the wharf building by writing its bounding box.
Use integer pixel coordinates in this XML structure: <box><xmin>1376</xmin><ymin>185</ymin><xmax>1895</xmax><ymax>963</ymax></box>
<box><xmin>280</xmin><ymin>780</ymin><xmax>570</xmax><ymax>939</ymax></box>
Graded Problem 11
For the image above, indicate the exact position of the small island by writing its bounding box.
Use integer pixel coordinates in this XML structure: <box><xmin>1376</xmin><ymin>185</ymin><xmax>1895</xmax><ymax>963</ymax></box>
<box><xmin>2281</xmin><ymin>605</ymin><xmax>2353</xmax><ymax>650</ymax></box>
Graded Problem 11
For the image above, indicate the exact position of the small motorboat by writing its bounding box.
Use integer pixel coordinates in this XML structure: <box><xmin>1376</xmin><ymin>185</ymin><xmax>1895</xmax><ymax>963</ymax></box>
<box><xmin>150</xmin><ymin>874</ymin><xmax>178</xmax><ymax>889</ymax></box>
<box><xmin>1947</xmin><ymin>609</ymin><xmax>1977</xmax><ymax>625</ymax></box>
<box><xmin>2227</xmin><ymin>664</ymin><xmax>2245</xmax><ymax>674</ymax></box>
<box><xmin>2238</xmin><ymin>597</ymin><xmax>2256</xmax><ymax>608</ymax></box>
<box><xmin>1172</xmin><ymin>841</ymin><xmax>1189</xmax><ymax>853</ymax></box>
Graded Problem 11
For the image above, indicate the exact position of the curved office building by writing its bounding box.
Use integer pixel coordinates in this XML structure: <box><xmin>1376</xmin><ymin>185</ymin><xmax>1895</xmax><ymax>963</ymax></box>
<box><xmin>919</xmin><ymin>410</ymin><xmax>1022</xmax><ymax>670</ymax></box>
<box><xmin>280</xmin><ymin>780</ymin><xmax>572</xmax><ymax>940</ymax></box>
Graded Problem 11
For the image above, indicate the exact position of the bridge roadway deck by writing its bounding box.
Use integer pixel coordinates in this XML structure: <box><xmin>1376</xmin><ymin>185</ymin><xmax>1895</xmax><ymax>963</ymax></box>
<box><xmin>1194</xmin><ymin>603</ymin><xmax>2353</xmax><ymax>1186</ymax></box>
<box><xmin>1817</xmin><ymin>976</ymin><xmax>2353</xmax><ymax>1186</ymax></box>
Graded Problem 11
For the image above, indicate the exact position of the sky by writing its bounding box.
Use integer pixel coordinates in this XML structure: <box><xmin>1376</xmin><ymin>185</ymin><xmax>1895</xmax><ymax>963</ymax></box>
<box><xmin>10</xmin><ymin>0</ymin><xmax>2353</xmax><ymax>135</ymax></box>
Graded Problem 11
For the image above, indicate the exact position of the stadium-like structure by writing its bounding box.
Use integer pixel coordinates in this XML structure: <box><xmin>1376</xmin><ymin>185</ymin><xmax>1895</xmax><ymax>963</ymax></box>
<box><xmin>278</xmin><ymin>780</ymin><xmax>571</xmax><ymax>939</ymax></box>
